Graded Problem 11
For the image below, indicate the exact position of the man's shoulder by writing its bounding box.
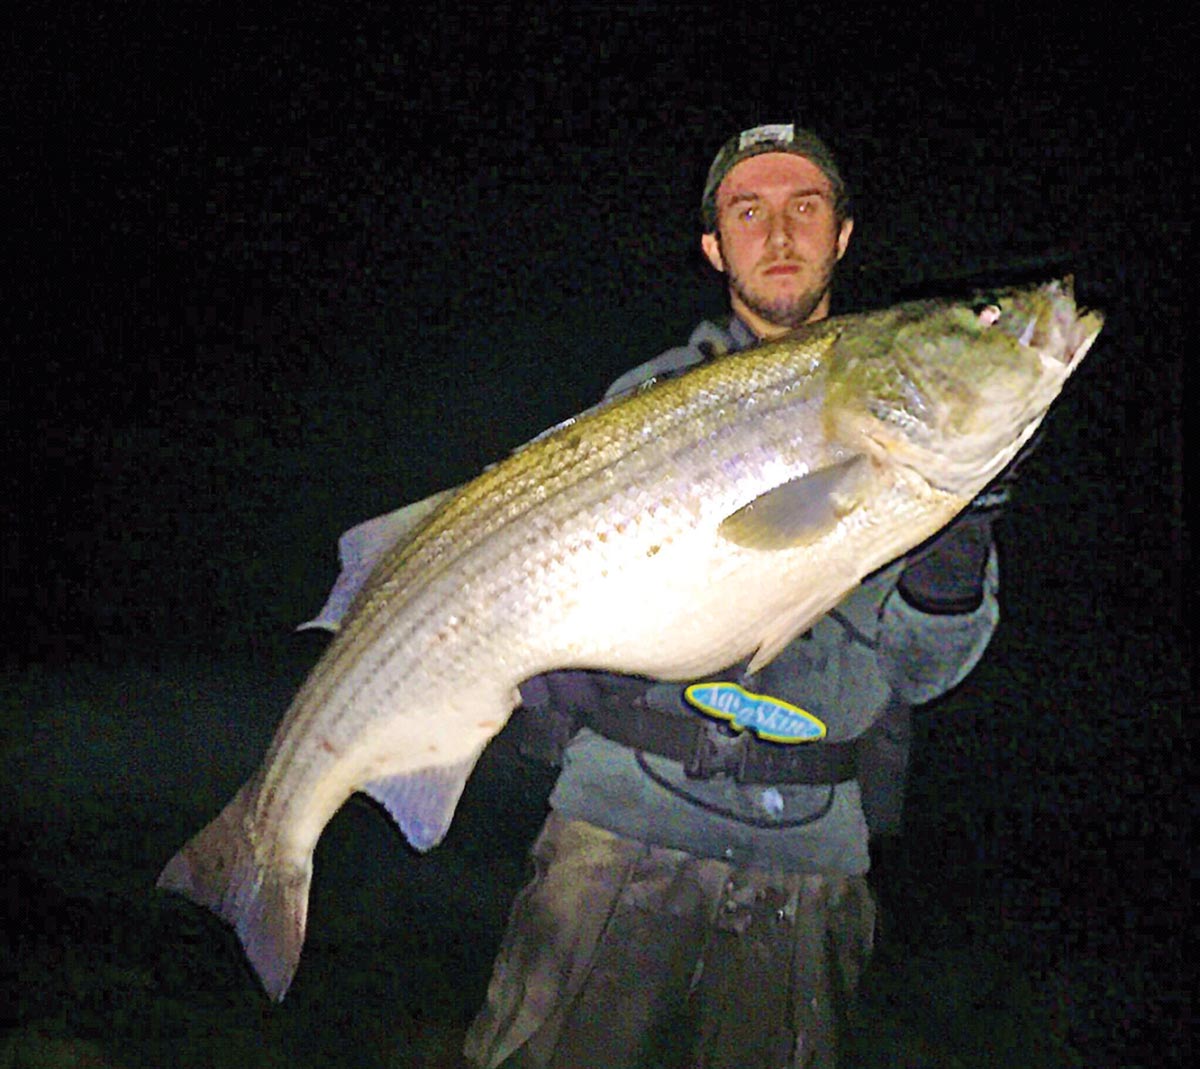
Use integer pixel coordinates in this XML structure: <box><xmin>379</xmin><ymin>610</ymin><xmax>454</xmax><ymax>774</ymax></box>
<box><xmin>603</xmin><ymin>319</ymin><xmax>743</xmax><ymax>400</ymax></box>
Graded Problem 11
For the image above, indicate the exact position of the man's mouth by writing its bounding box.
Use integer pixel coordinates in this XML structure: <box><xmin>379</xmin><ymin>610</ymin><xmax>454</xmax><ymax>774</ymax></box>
<box><xmin>762</xmin><ymin>262</ymin><xmax>802</xmax><ymax>276</ymax></box>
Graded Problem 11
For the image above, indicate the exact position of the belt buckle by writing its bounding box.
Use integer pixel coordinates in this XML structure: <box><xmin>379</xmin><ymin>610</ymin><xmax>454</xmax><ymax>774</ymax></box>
<box><xmin>684</xmin><ymin>721</ymin><xmax>749</xmax><ymax>780</ymax></box>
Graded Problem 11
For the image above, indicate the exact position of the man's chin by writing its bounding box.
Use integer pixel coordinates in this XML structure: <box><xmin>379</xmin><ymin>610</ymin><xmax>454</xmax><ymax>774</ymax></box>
<box><xmin>743</xmin><ymin>293</ymin><xmax>825</xmax><ymax>330</ymax></box>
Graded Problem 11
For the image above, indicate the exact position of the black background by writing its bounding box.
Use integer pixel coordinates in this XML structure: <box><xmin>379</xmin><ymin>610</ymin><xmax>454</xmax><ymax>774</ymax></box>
<box><xmin>3</xmin><ymin>2</ymin><xmax>1190</xmax><ymax>1065</ymax></box>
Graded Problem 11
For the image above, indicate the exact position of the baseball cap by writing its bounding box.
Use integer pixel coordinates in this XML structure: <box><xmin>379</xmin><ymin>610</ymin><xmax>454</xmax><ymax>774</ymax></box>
<box><xmin>701</xmin><ymin>124</ymin><xmax>849</xmax><ymax>229</ymax></box>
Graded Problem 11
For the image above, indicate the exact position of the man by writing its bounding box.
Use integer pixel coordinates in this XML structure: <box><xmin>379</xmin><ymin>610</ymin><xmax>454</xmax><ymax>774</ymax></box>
<box><xmin>461</xmin><ymin>125</ymin><xmax>1002</xmax><ymax>1068</ymax></box>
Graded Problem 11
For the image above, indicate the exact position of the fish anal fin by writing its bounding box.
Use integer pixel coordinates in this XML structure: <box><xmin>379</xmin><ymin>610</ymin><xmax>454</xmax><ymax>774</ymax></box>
<box><xmin>719</xmin><ymin>455</ymin><xmax>874</xmax><ymax>551</ymax></box>
<box><xmin>363</xmin><ymin>749</ymin><xmax>484</xmax><ymax>854</ymax></box>
<box><xmin>157</xmin><ymin>783</ymin><xmax>310</xmax><ymax>1001</ymax></box>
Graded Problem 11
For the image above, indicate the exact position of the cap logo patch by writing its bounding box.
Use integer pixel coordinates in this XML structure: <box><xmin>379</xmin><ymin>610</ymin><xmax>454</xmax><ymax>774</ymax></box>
<box><xmin>738</xmin><ymin>124</ymin><xmax>795</xmax><ymax>150</ymax></box>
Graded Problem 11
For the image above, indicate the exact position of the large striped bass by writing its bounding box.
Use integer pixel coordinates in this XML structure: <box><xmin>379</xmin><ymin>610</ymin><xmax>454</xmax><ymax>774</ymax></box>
<box><xmin>157</xmin><ymin>280</ymin><xmax>1101</xmax><ymax>999</ymax></box>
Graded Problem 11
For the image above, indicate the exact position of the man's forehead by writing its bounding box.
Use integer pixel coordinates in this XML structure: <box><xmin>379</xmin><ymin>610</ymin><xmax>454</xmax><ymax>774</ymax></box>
<box><xmin>717</xmin><ymin>152</ymin><xmax>833</xmax><ymax>202</ymax></box>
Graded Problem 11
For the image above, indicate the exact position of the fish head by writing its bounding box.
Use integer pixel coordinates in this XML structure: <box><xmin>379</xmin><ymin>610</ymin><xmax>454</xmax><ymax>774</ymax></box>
<box><xmin>825</xmin><ymin>279</ymin><xmax>1103</xmax><ymax>494</ymax></box>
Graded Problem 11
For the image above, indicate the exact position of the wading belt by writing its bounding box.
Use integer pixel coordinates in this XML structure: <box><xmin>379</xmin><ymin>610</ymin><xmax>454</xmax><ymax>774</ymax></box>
<box><xmin>583</xmin><ymin>702</ymin><xmax>859</xmax><ymax>785</ymax></box>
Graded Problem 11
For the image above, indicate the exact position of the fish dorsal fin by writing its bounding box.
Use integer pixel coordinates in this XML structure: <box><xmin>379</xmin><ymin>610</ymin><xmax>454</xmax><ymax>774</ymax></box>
<box><xmin>362</xmin><ymin>747</ymin><xmax>484</xmax><ymax>853</ymax></box>
<box><xmin>718</xmin><ymin>455</ymin><xmax>873</xmax><ymax>551</ymax></box>
<box><xmin>298</xmin><ymin>487</ymin><xmax>459</xmax><ymax>633</ymax></box>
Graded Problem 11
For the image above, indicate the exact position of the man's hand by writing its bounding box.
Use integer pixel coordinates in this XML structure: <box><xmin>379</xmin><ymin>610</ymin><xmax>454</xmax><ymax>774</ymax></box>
<box><xmin>897</xmin><ymin>423</ymin><xmax>1041</xmax><ymax>614</ymax></box>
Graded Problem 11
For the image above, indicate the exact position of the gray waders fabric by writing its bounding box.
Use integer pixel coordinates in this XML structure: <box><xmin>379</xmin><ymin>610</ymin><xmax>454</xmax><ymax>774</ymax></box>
<box><xmin>463</xmin><ymin>814</ymin><xmax>875</xmax><ymax>1069</ymax></box>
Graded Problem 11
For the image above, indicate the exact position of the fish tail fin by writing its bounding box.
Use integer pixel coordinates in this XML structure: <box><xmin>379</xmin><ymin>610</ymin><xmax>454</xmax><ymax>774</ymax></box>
<box><xmin>157</xmin><ymin>783</ymin><xmax>310</xmax><ymax>1001</ymax></box>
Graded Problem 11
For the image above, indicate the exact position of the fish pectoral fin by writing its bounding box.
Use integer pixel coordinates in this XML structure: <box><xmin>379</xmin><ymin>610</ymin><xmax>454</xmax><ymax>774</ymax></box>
<box><xmin>718</xmin><ymin>455</ymin><xmax>873</xmax><ymax>551</ymax></box>
<box><xmin>363</xmin><ymin>748</ymin><xmax>484</xmax><ymax>854</ymax></box>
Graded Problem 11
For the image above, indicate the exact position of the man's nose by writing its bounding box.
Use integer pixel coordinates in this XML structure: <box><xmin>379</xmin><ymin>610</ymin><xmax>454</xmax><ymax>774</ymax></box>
<box><xmin>767</xmin><ymin>213</ymin><xmax>793</xmax><ymax>248</ymax></box>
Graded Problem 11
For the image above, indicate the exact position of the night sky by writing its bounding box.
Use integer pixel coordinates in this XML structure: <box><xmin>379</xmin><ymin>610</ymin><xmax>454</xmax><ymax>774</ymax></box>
<box><xmin>9</xmin><ymin>1</ymin><xmax>1187</xmax><ymax>661</ymax></box>
<box><xmin>3</xmin><ymin>2</ymin><xmax>1191</xmax><ymax>1065</ymax></box>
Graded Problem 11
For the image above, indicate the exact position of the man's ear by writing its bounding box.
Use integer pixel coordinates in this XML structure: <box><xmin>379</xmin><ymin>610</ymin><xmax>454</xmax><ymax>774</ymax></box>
<box><xmin>836</xmin><ymin>217</ymin><xmax>854</xmax><ymax>261</ymax></box>
<box><xmin>701</xmin><ymin>231</ymin><xmax>725</xmax><ymax>273</ymax></box>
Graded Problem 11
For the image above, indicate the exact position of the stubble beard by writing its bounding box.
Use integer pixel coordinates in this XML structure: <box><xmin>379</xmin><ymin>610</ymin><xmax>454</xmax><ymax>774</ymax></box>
<box><xmin>725</xmin><ymin>245</ymin><xmax>840</xmax><ymax>331</ymax></box>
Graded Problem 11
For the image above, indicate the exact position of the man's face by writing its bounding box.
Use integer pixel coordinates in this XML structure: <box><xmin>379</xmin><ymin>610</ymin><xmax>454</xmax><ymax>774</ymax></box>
<box><xmin>701</xmin><ymin>153</ymin><xmax>853</xmax><ymax>338</ymax></box>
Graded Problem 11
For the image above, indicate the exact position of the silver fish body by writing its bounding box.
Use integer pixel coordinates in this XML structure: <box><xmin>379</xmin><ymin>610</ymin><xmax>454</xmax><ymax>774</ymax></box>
<box><xmin>158</xmin><ymin>280</ymin><xmax>1101</xmax><ymax>999</ymax></box>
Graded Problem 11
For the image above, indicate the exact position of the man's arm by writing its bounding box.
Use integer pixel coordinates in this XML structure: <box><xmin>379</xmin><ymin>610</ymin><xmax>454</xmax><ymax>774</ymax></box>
<box><xmin>895</xmin><ymin>507</ymin><xmax>998</xmax><ymax>616</ymax></box>
<box><xmin>878</xmin><ymin>480</ymin><xmax>1010</xmax><ymax>705</ymax></box>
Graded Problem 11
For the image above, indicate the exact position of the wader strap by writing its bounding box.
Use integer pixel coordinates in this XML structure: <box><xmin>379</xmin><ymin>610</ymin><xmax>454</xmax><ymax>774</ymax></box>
<box><xmin>583</xmin><ymin>702</ymin><xmax>859</xmax><ymax>785</ymax></box>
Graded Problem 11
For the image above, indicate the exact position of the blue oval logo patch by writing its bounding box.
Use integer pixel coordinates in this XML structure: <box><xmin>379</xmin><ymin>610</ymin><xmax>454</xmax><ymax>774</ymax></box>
<box><xmin>684</xmin><ymin>682</ymin><xmax>826</xmax><ymax>744</ymax></box>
